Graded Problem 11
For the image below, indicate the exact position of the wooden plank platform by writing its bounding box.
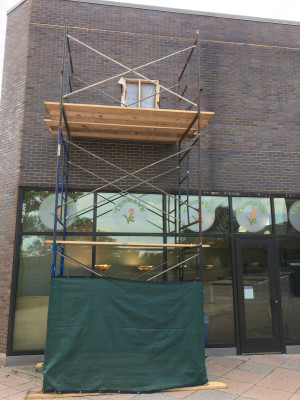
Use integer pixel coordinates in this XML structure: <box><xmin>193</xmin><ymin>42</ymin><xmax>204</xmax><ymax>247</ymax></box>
<box><xmin>26</xmin><ymin>382</ymin><xmax>228</xmax><ymax>399</ymax></box>
<box><xmin>44</xmin><ymin>240</ymin><xmax>210</xmax><ymax>248</ymax></box>
<box><xmin>44</xmin><ymin>102</ymin><xmax>214</xmax><ymax>143</ymax></box>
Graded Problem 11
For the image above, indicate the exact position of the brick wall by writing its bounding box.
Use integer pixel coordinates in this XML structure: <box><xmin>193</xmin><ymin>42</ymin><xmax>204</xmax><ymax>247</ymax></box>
<box><xmin>17</xmin><ymin>0</ymin><xmax>300</xmax><ymax>195</ymax></box>
<box><xmin>0</xmin><ymin>0</ymin><xmax>32</xmax><ymax>353</ymax></box>
<box><xmin>1</xmin><ymin>0</ymin><xmax>300</xmax><ymax>355</ymax></box>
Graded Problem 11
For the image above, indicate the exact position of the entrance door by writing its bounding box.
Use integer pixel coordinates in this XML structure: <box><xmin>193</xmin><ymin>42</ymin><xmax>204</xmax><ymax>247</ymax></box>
<box><xmin>235</xmin><ymin>238</ymin><xmax>283</xmax><ymax>354</ymax></box>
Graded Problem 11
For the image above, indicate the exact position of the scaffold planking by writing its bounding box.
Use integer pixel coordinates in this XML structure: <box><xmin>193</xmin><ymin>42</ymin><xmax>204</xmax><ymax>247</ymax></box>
<box><xmin>44</xmin><ymin>102</ymin><xmax>214</xmax><ymax>142</ymax></box>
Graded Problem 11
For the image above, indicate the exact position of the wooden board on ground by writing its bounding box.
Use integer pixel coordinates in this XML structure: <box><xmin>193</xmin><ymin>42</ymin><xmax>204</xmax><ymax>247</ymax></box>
<box><xmin>26</xmin><ymin>382</ymin><xmax>228</xmax><ymax>399</ymax></box>
<box><xmin>44</xmin><ymin>102</ymin><xmax>214</xmax><ymax>143</ymax></box>
<box><xmin>35</xmin><ymin>362</ymin><xmax>44</xmax><ymax>371</ymax></box>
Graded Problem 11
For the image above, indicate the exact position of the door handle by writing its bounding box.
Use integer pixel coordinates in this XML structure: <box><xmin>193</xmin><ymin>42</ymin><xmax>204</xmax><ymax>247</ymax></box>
<box><xmin>270</xmin><ymin>298</ymin><xmax>279</xmax><ymax>309</ymax></box>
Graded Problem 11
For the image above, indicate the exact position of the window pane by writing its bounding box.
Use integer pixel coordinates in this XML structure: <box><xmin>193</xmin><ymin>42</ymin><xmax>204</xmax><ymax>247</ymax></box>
<box><xmin>61</xmin><ymin>236</ymin><xmax>93</xmax><ymax>276</ymax></box>
<box><xmin>13</xmin><ymin>234</ymin><xmax>93</xmax><ymax>352</ymax></box>
<box><xmin>95</xmin><ymin>236</ymin><xmax>164</xmax><ymax>281</ymax></box>
<box><xmin>232</xmin><ymin>197</ymin><xmax>272</xmax><ymax>234</ymax></box>
<box><xmin>166</xmin><ymin>237</ymin><xmax>235</xmax><ymax>344</ymax></box>
<box><xmin>125</xmin><ymin>82</ymin><xmax>138</xmax><ymax>107</ymax></box>
<box><xmin>22</xmin><ymin>191</ymin><xmax>93</xmax><ymax>233</ymax></box>
<box><xmin>97</xmin><ymin>193</ymin><xmax>163</xmax><ymax>233</ymax></box>
<box><xmin>180</xmin><ymin>195</ymin><xmax>229</xmax><ymax>234</ymax></box>
<box><xmin>274</xmin><ymin>198</ymin><xmax>300</xmax><ymax>234</ymax></box>
<box><xmin>277</xmin><ymin>238</ymin><xmax>300</xmax><ymax>342</ymax></box>
<box><xmin>140</xmin><ymin>83</ymin><xmax>156</xmax><ymax>108</ymax></box>
<box><xmin>13</xmin><ymin>236</ymin><xmax>52</xmax><ymax>352</ymax></box>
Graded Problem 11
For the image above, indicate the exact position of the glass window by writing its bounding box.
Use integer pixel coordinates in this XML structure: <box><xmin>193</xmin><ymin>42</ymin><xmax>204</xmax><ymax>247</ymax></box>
<box><xmin>22</xmin><ymin>191</ymin><xmax>93</xmax><ymax>233</ymax></box>
<box><xmin>232</xmin><ymin>197</ymin><xmax>272</xmax><ymax>234</ymax></box>
<box><xmin>13</xmin><ymin>236</ymin><xmax>52</xmax><ymax>352</ymax></box>
<box><xmin>95</xmin><ymin>236</ymin><xmax>164</xmax><ymax>281</ymax></box>
<box><xmin>166</xmin><ymin>237</ymin><xmax>235</xmax><ymax>344</ymax></box>
<box><xmin>274</xmin><ymin>198</ymin><xmax>300</xmax><ymax>234</ymax></box>
<box><xmin>13</xmin><ymin>234</ymin><xmax>93</xmax><ymax>352</ymax></box>
<box><xmin>120</xmin><ymin>79</ymin><xmax>159</xmax><ymax>109</ymax></box>
<box><xmin>277</xmin><ymin>238</ymin><xmax>300</xmax><ymax>342</ymax></box>
<box><xmin>180</xmin><ymin>195</ymin><xmax>229</xmax><ymax>234</ymax></box>
<box><xmin>96</xmin><ymin>193</ymin><xmax>163</xmax><ymax>233</ymax></box>
<box><xmin>60</xmin><ymin>236</ymin><xmax>93</xmax><ymax>276</ymax></box>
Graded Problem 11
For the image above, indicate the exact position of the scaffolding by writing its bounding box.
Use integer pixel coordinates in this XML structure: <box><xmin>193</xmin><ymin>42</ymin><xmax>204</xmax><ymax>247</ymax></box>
<box><xmin>44</xmin><ymin>28</ymin><xmax>214</xmax><ymax>282</ymax></box>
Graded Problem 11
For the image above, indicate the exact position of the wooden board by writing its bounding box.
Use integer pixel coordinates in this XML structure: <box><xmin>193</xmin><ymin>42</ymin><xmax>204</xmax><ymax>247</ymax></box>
<box><xmin>44</xmin><ymin>102</ymin><xmax>214</xmax><ymax>143</ymax></box>
<box><xmin>44</xmin><ymin>240</ymin><xmax>210</xmax><ymax>248</ymax></box>
<box><xmin>26</xmin><ymin>382</ymin><xmax>227</xmax><ymax>398</ymax></box>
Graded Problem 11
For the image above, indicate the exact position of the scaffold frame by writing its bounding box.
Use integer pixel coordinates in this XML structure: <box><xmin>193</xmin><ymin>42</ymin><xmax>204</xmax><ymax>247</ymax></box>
<box><xmin>47</xmin><ymin>27</ymin><xmax>213</xmax><ymax>282</ymax></box>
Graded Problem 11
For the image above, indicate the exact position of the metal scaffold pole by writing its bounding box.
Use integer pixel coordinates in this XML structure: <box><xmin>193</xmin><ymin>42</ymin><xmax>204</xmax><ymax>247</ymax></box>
<box><xmin>51</xmin><ymin>26</ymin><xmax>68</xmax><ymax>277</ymax></box>
<box><xmin>196</xmin><ymin>30</ymin><xmax>202</xmax><ymax>280</ymax></box>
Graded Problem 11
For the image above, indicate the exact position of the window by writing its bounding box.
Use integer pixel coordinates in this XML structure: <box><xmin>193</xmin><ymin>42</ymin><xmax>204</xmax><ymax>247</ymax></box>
<box><xmin>120</xmin><ymin>78</ymin><xmax>160</xmax><ymax>108</ymax></box>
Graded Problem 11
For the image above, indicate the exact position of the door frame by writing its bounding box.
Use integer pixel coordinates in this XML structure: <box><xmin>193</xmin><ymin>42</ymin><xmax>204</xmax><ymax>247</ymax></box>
<box><xmin>234</xmin><ymin>236</ymin><xmax>285</xmax><ymax>354</ymax></box>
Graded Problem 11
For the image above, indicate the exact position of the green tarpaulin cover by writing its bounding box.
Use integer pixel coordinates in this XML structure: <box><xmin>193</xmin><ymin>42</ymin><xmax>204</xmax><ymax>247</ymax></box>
<box><xmin>43</xmin><ymin>277</ymin><xmax>207</xmax><ymax>393</ymax></box>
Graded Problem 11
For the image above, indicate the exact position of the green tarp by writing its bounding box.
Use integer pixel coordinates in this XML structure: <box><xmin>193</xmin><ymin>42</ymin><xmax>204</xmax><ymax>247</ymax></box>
<box><xmin>43</xmin><ymin>277</ymin><xmax>207</xmax><ymax>393</ymax></box>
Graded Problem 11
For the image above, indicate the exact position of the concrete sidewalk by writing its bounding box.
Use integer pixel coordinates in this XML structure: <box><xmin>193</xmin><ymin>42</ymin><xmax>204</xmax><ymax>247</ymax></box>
<box><xmin>1</xmin><ymin>354</ymin><xmax>300</xmax><ymax>400</ymax></box>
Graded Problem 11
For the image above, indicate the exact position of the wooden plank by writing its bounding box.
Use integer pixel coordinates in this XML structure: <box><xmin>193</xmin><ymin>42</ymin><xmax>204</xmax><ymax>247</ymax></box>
<box><xmin>48</xmin><ymin>129</ymin><xmax>190</xmax><ymax>143</ymax></box>
<box><xmin>44</xmin><ymin>119</ymin><xmax>196</xmax><ymax>134</ymax></box>
<box><xmin>46</xmin><ymin>109</ymin><xmax>212</xmax><ymax>129</ymax></box>
<box><xmin>44</xmin><ymin>240</ymin><xmax>210</xmax><ymax>248</ymax></box>
<box><xmin>46</xmin><ymin>110</ymin><xmax>207</xmax><ymax>129</ymax></box>
<box><xmin>166</xmin><ymin>382</ymin><xmax>228</xmax><ymax>391</ymax></box>
<box><xmin>44</xmin><ymin>102</ymin><xmax>214</xmax><ymax>120</ymax></box>
<box><xmin>44</xmin><ymin>102</ymin><xmax>214</xmax><ymax>142</ymax></box>
<box><xmin>26</xmin><ymin>382</ymin><xmax>227</xmax><ymax>399</ymax></box>
<box><xmin>35</xmin><ymin>363</ymin><xmax>44</xmax><ymax>370</ymax></box>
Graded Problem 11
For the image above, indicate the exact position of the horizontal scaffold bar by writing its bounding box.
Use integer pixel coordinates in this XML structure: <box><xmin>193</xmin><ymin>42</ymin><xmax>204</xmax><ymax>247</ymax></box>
<box><xmin>44</xmin><ymin>240</ymin><xmax>210</xmax><ymax>248</ymax></box>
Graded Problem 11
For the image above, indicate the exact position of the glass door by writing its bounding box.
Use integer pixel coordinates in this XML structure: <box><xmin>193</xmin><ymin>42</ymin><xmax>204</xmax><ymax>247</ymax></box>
<box><xmin>235</xmin><ymin>238</ymin><xmax>283</xmax><ymax>354</ymax></box>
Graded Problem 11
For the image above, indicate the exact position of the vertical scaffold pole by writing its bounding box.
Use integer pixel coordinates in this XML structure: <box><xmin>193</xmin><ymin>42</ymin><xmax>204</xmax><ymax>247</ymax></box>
<box><xmin>196</xmin><ymin>30</ymin><xmax>202</xmax><ymax>280</ymax></box>
<box><xmin>51</xmin><ymin>26</ymin><xmax>68</xmax><ymax>277</ymax></box>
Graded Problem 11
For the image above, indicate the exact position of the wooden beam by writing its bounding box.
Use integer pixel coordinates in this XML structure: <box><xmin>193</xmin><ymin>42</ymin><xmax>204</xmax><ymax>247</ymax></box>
<box><xmin>44</xmin><ymin>119</ymin><xmax>196</xmax><ymax>135</ymax></box>
<box><xmin>26</xmin><ymin>382</ymin><xmax>227</xmax><ymax>399</ymax></box>
<box><xmin>48</xmin><ymin>128</ymin><xmax>190</xmax><ymax>143</ymax></box>
<box><xmin>46</xmin><ymin>110</ymin><xmax>212</xmax><ymax>130</ymax></box>
<box><xmin>44</xmin><ymin>240</ymin><xmax>210</xmax><ymax>248</ymax></box>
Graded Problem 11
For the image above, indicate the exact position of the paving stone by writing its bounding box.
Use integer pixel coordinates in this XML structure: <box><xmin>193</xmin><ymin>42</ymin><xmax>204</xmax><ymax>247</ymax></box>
<box><xmin>222</xmin><ymin>369</ymin><xmax>263</xmax><ymax>385</ymax></box>
<box><xmin>256</xmin><ymin>367</ymin><xmax>300</xmax><ymax>392</ymax></box>
<box><xmin>289</xmin><ymin>395</ymin><xmax>300</xmax><ymax>400</ymax></box>
<box><xmin>164</xmin><ymin>390</ymin><xmax>194</xmax><ymax>399</ymax></box>
<box><xmin>216</xmin><ymin>378</ymin><xmax>253</xmax><ymax>396</ymax></box>
<box><xmin>290</xmin><ymin>355</ymin><xmax>300</xmax><ymax>362</ymax></box>
<box><xmin>207</xmin><ymin>374</ymin><xmax>218</xmax><ymax>381</ymax></box>
<box><xmin>234</xmin><ymin>397</ymin><xmax>254</xmax><ymax>400</ymax></box>
<box><xmin>5</xmin><ymin>391</ymin><xmax>30</xmax><ymax>400</ymax></box>
<box><xmin>249</xmin><ymin>355</ymin><xmax>290</xmax><ymax>367</ymax></box>
<box><xmin>132</xmin><ymin>394</ymin><xmax>176</xmax><ymax>400</ymax></box>
<box><xmin>280</xmin><ymin>359</ymin><xmax>300</xmax><ymax>371</ymax></box>
<box><xmin>206</xmin><ymin>357</ymin><xmax>244</xmax><ymax>377</ymax></box>
<box><xmin>225</xmin><ymin>356</ymin><xmax>251</xmax><ymax>362</ymax></box>
<box><xmin>13</xmin><ymin>380</ymin><xmax>42</xmax><ymax>392</ymax></box>
<box><xmin>0</xmin><ymin>375</ymin><xmax>29</xmax><ymax>388</ymax></box>
<box><xmin>0</xmin><ymin>387</ymin><xmax>21</xmax><ymax>398</ymax></box>
<box><xmin>242</xmin><ymin>385</ymin><xmax>292</xmax><ymax>400</ymax></box>
<box><xmin>237</xmin><ymin>362</ymin><xmax>275</xmax><ymax>375</ymax></box>
<box><xmin>182</xmin><ymin>390</ymin><xmax>238</xmax><ymax>399</ymax></box>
